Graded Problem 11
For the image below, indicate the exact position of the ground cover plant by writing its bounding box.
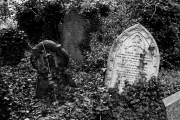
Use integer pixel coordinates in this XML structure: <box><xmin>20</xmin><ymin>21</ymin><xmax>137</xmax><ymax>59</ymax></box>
<box><xmin>1</xmin><ymin>0</ymin><xmax>180</xmax><ymax>120</ymax></box>
<box><xmin>2</xmin><ymin>39</ymin><xmax>180</xmax><ymax>120</ymax></box>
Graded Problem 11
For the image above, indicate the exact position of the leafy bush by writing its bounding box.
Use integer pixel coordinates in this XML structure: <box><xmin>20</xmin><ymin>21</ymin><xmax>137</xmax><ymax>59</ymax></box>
<box><xmin>121</xmin><ymin>78</ymin><xmax>166</xmax><ymax>120</ymax></box>
<box><xmin>128</xmin><ymin>0</ymin><xmax>180</xmax><ymax>68</ymax></box>
<box><xmin>15</xmin><ymin>0</ymin><xmax>111</xmax><ymax>45</ymax></box>
<box><xmin>40</xmin><ymin>1</ymin><xmax>65</xmax><ymax>42</ymax></box>
<box><xmin>106</xmin><ymin>79</ymin><xmax>165</xmax><ymax>119</ymax></box>
<box><xmin>0</xmin><ymin>78</ymin><xmax>11</xmax><ymax>120</ymax></box>
<box><xmin>0</xmin><ymin>74</ymin><xmax>21</xmax><ymax>120</ymax></box>
<box><xmin>16</xmin><ymin>0</ymin><xmax>66</xmax><ymax>44</ymax></box>
<box><xmin>15</xmin><ymin>0</ymin><xmax>46</xmax><ymax>44</ymax></box>
<box><xmin>0</xmin><ymin>29</ymin><xmax>28</xmax><ymax>66</ymax></box>
<box><xmin>81</xmin><ymin>2</ymin><xmax>111</xmax><ymax>43</ymax></box>
<box><xmin>103</xmin><ymin>69</ymin><xmax>180</xmax><ymax>120</ymax></box>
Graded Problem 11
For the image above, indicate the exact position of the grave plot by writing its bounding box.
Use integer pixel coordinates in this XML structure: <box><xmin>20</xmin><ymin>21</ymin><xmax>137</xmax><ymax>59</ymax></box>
<box><xmin>105</xmin><ymin>23</ymin><xmax>160</xmax><ymax>94</ymax></box>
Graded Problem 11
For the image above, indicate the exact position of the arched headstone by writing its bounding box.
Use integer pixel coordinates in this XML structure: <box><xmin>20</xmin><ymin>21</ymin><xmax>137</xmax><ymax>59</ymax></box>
<box><xmin>105</xmin><ymin>23</ymin><xmax>160</xmax><ymax>94</ymax></box>
<box><xmin>62</xmin><ymin>8</ymin><xmax>85</xmax><ymax>62</ymax></box>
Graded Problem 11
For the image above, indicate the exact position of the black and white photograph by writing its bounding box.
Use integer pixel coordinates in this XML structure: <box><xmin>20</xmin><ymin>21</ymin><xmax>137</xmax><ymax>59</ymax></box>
<box><xmin>0</xmin><ymin>0</ymin><xmax>180</xmax><ymax>119</ymax></box>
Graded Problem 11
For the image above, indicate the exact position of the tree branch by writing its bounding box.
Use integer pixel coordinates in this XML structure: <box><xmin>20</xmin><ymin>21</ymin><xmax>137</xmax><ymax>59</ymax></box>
<box><xmin>150</xmin><ymin>4</ymin><xmax>157</xmax><ymax>20</ymax></box>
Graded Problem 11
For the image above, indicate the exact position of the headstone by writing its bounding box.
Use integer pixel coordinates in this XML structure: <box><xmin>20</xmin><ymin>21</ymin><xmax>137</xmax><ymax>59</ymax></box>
<box><xmin>62</xmin><ymin>8</ymin><xmax>85</xmax><ymax>62</ymax></box>
<box><xmin>105</xmin><ymin>23</ymin><xmax>160</xmax><ymax>94</ymax></box>
<box><xmin>163</xmin><ymin>91</ymin><xmax>180</xmax><ymax>120</ymax></box>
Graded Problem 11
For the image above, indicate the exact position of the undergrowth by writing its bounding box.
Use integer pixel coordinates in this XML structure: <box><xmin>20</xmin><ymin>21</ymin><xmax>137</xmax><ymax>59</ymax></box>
<box><xmin>1</xmin><ymin>39</ymin><xmax>180</xmax><ymax>119</ymax></box>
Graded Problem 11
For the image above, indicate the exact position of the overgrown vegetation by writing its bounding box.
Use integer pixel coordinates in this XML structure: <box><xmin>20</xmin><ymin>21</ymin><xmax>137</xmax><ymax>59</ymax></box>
<box><xmin>15</xmin><ymin>0</ymin><xmax>110</xmax><ymax>44</ymax></box>
<box><xmin>128</xmin><ymin>0</ymin><xmax>180</xmax><ymax>68</ymax></box>
<box><xmin>0</xmin><ymin>29</ymin><xmax>28</xmax><ymax>66</ymax></box>
<box><xmin>1</xmin><ymin>0</ymin><xmax>180</xmax><ymax>119</ymax></box>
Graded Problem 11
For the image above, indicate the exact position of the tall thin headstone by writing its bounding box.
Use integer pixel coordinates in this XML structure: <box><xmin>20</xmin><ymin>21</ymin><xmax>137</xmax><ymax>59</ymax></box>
<box><xmin>62</xmin><ymin>8</ymin><xmax>85</xmax><ymax>62</ymax></box>
<box><xmin>105</xmin><ymin>23</ymin><xmax>160</xmax><ymax>94</ymax></box>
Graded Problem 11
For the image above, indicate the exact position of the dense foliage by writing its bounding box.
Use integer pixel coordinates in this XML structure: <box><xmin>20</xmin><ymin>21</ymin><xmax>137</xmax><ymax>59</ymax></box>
<box><xmin>2</xmin><ymin>51</ymin><xmax>180</xmax><ymax>119</ymax></box>
<box><xmin>0</xmin><ymin>78</ymin><xmax>12</xmax><ymax>120</ymax></box>
<box><xmin>15</xmin><ymin>0</ymin><xmax>110</xmax><ymax>45</ymax></box>
<box><xmin>128</xmin><ymin>0</ymin><xmax>180</xmax><ymax>68</ymax></box>
<box><xmin>16</xmin><ymin>0</ymin><xmax>56</xmax><ymax>44</ymax></box>
<box><xmin>0</xmin><ymin>29</ymin><xmax>28</xmax><ymax>66</ymax></box>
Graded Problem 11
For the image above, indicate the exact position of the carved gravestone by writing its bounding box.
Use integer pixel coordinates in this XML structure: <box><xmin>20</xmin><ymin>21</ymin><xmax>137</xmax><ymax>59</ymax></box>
<box><xmin>62</xmin><ymin>8</ymin><xmax>85</xmax><ymax>62</ymax></box>
<box><xmin>105</xmin><ymin>23</ymin><xmax>160</xmax><ymax>94</ymax></box>
<box><xmin>163</xmin><ymin>91</ymin><xmax>180</xmax><ymax>120</ymax></box>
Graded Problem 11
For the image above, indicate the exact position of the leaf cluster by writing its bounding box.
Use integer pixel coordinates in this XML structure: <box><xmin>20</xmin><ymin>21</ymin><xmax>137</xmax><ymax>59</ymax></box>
<box><xmin>15</xmin><ymin>0</ymin><xmax>111</xmax><ymax>46</ymax></box>
<box><xmin>128</xmin><ymin>0</ymin><xmax>180</xmax><ymax>68</ymax></box>
<box><xmin>0</xmin><ymin>29</ymin><xmax>28</xmax><ymax>66</ymax></box>
<box><xmin>2</xmin><ymin>43</ymin><xmax>180</xmax><ymax>120</ymax></box>
<box><xmin>15</xmin><ymin>0</ymin><xmax>65</xmax><ymax>44</ymax></box>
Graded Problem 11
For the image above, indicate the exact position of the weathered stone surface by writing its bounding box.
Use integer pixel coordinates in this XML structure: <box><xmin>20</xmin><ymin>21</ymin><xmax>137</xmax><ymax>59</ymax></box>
<box><xmin>30</xmin><ymin>40</ymin><xmax>69</xmax><ymax>72</ymax></box>
<box><xmin>62</xmin><ymin>8</ymin><xmax>85</xmax><ymax>62</ymax></box>
<box><xmin>105</xmin><ymin>23</ymin><xmax>160</xmax><ymax>94</ymax></box>
<box><xmin>163</xmin><ymin>91</ymin><xmax>180</xmax><ymax>120</ymax></box>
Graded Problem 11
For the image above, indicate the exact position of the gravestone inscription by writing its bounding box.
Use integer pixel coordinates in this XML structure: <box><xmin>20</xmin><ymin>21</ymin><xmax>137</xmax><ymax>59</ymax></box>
<box><xmin>62</xmin><ymin>8</ymin><xmax>85</xmax><ymax>62</ymax></box>
<box><xmin>105</xmin><ymin>23</ymin><xmax>160</xmax><ymax>94</ymax></box>
<box><xmin>163</xmin><ymin>91</ymin><xmax>180</xmax><ymax>120</ymax></box>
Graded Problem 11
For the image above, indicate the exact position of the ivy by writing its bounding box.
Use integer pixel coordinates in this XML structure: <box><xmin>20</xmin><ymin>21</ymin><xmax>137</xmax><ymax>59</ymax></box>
<box><xmin>128</xmin><ymin>0</ymin><xmax>180</xmax><ymax>68</ymax></box>
<box><xmin>0</xmin><ymin>29</ymin><xmax>28</xmax><ymax>66</ymax></box>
